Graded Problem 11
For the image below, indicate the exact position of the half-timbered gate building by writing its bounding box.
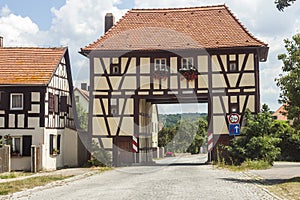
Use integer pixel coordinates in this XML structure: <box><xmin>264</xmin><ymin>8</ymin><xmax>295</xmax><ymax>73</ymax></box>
<box><xmin>81</xmin><ymin>5</ymin><xmax>269</xmax><ymax>165</ymax></box>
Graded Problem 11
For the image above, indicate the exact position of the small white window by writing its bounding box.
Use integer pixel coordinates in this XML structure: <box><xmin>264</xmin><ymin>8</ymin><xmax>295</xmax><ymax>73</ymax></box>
<box><xmin>10</xmin><ymin>93</ymin><xmax>23</xmax><ymax>110</ymax></box>
<box><xmin>154</xmin><ymin>58</ymin><xmax>167</xmax><ymax>71</ymax></box>
<box><xmin>181</xmin><ymin>57</ymin><xmax>193</xmax><ymax>69</ymax></box>
<box><xmin>110</xmin><ymin>98</ymin><xmax>118</xmax><ymax>115</ymax></box>
<box><xmin>7</xmin><ymin>137</ymin><xmax>22</xmax><ymax>156</ymax></box>
<box><xmin>112</xmin><ymin>66</ymin><xmax>120</xmax><ymax>74</ymax></box>
<box><xmin>229</xmin><ymin>61</ymin><xmax>237</xmax><ymax>71</ymax></box>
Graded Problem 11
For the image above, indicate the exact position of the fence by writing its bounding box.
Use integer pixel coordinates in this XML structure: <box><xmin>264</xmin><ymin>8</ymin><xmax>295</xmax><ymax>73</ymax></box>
<box><xmin>0</xmin><ymin>145</ymin><xmax>11</xmax><ymax>173</ymax></box>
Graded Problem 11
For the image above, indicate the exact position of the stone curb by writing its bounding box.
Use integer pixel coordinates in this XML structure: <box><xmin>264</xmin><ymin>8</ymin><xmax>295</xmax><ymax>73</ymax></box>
<box><xmin>242</xmin><ymin>171</ymin><xmax>283</xmax><ymax>200</ymax></box>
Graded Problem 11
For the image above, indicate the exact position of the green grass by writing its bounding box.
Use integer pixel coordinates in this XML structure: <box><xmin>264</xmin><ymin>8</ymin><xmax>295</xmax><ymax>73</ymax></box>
<box><xmin>0</xmin><ymin>172</ymin><xmax>32</xmax><ymax>179</ymax></box>
<box><xmin>268</xmin><ymin>177</ymin><xmax>300</xmax><ymax>200</ymax></box>
<box><xmin>0</xmin><ymin>175</ymin><xmax>73</xmax><ymax>195</ymax></box>
<box><xmin>215</xmin><ymin>159</ymin><xmax>272</xmax><ymax>171</ymax></box>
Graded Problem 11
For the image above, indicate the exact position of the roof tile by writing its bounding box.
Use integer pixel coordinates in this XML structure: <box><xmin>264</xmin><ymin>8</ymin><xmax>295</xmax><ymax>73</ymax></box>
<box><xmin>82</xmin><ymin>5</ymin><xmax>267</xmax><ymax>52</ymax></box>
<box><xmin>0</xmin><ymin>47</ymin><xmax>66</xmax><ymax>85</ymax></box>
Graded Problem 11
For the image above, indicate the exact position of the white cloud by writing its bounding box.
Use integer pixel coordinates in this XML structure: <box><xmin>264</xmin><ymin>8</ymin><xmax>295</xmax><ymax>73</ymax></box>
<box><xmin>48</xmin><ymin>0</ymin><xmax>128</xmax><ymax>86</ymax></box>
<box><xmin>0</xmin><ymin>5</ymin><xmax>39</xmax><ymax>46</ymax></box>
<box><xmin>1</xmin><ymin>0</ymin><xmax>300</xmax><ymax>111</ymax></box>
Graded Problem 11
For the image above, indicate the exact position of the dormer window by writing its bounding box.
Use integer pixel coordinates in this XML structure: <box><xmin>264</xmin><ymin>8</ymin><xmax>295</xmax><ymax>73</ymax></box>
<box><xmin>10</xmin><ymin>93</ymin><xmax>23</xmax><ymax>110</ymax></box>
<box><xmin>154</xmin><ymin>58</ymin><xmax>167</xmax><ymax>71</ymax></box>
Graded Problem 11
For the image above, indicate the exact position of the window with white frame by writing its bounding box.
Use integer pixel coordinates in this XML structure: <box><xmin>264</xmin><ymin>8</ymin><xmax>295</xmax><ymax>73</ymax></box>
<box><xmin>110</xmin><ymin>98</ymin><xmax>118</xmax><ymax>115</ymax></box>
<box><xmin>229</xmin><ymin>61</ymin><xmax>238</xmax><ymax>71</ymax></box>
<box><xmin>12</xmin><ymin>137</ymin><xmax>21</xmax><ymax>155</ymax></box>
<box><xmin>49</xmin><ymin>134</ymin><xmax>60</xmax><ymax>155</ymax></box>
<box><xmin>181</xmin><ymin>57</ymin><xmax>194</xmax><ymax>70</ymax></box>
<box><xmin>10</xmin><ymin>93</ymin><xmax>23</xmax><ymax>110</ymax></box>
<box><xmin>154</xmin><ymin>58</ymin><xmax>167</xmax><ymax>71</ymax></box>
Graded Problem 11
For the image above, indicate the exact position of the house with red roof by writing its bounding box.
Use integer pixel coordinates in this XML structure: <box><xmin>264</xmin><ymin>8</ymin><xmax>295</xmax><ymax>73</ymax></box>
<box><xmin>0</xmin><ymin>38</ymin><xmax>87</xmax><ymax>171</ymax></box>
<box><xmin>272</xmin><ymin>105</ymin><xmax>288</xmax><ymax>121</ymax></box>
<box><xmin>80</xmin><ymin>5</ymin><xmax>268</xmax><ymax>165</ymax></box>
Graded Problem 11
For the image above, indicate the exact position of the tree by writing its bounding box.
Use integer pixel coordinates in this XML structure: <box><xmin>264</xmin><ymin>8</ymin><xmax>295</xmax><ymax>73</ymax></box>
<box><xmin>225</xmin><ymin>105</ymin><xmax>281</xmax><ymax>165</ymax></box>
<box><xmin>270</xmin><ymin>120</ymin><xmax>300</xmax><ymax>161</ymax></box>
<box><xmin>76</xmin><ymin>103</ymin><xmax>88</xmax><ymax>131</ymax></box>
<box><xmin>187</xmin><ymin>118</ymin><xmax>207</xmax><ymax>154</ymax></box>
<box><xmin>275</xmin><ymin>0</ymin><xmax>297</xmax><ymax>11</ymax></box>
<box><xmin>276</xmin><ymin>34</ymin><xmax>300</xmax><ymax>130</ymax></box>
<box><xmin>158</xmin><ymin>117</ymin><xmax>207</xmax><ymax>154</ymax></box>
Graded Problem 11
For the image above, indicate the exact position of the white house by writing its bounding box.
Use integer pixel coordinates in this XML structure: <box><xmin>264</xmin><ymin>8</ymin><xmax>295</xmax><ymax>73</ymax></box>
<box><xmin>0</xmin><ymin>41</ymin><xmax>87</xmax><ymax>171</ymax></box>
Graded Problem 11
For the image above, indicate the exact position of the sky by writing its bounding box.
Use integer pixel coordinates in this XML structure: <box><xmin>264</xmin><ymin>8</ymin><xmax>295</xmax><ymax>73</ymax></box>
<box><xmin>0</xmin><ymin>0</ymin><xmax>299</xmax><ymax>113</ymax></box>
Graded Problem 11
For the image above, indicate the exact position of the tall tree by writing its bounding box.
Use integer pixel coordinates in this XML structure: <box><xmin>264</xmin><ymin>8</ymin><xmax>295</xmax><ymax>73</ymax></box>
<box><xmin>275</xmin><ymin>0</ymin><xmax>297</xmax><ymax>11</ymax></box>
<box><xmin>276</xmin><ymin>34</ymin><xmax>300</xmax><ymax>130</ymax></box>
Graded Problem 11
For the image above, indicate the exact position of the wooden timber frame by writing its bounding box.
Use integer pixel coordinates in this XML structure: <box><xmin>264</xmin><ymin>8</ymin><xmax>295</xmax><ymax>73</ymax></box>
<box><xmin>86</xmin><ymin>46</ymin><xmax>267</xmax><ymax>166</ymax></box>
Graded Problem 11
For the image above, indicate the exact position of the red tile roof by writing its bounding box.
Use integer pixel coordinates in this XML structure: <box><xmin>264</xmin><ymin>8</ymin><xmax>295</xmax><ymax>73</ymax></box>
<box><xmin>0</xmin><ymin>47</ymin><xmax>67</xmax><ymax>85</ymax></box>
<box><xmin>81</xmin><ymin>5</ymin><xmax>267</xmax><ymax>52</ymax></box>
<box><xmin>272</xmin><ymin>105</ymin><xmax>288</xmax><ymax>121</ymax></box>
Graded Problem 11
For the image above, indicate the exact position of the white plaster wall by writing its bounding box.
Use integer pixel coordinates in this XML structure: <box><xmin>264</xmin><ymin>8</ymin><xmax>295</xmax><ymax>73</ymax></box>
<box><xmin>62</xmin><ymin>128</ymin><xmax>78</xmax><ymax>167</ymax></box>
<box><xmin>74</xmin><ymin>89</ymin><xmax>89</xmax><ymax>112</ymax></box>
<box><xmin>11</xmin><ymin>157</ymin><xmax>31</xmax><ymax>171</ymax></box>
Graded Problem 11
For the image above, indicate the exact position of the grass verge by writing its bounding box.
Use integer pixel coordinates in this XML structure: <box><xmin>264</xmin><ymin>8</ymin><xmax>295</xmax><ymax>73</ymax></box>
<box><xmin>268</xmin><ymin>177</ymin><xmax>300</xmax><ymax>200</ymax></box>
<box><xmin>0</xmin><ymin>175</ymin><xmax>73</xmax><ymax>195</ymax></box>
<box><xmin>0</xmin><ymin>172</ymin><xmax>33</xmax><ymax>179</ymax></box>
<box><xmin>215</xmin><ymin>159</ymin><xmax>272</xmax><ymax>171</ymax></box>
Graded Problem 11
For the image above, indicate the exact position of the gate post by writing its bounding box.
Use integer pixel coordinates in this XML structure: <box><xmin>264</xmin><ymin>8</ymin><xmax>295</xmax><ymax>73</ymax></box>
<box><xmin>31</xmin><ymin>145</ymin><xmax>36</xmax><ymax>173</ymax></box>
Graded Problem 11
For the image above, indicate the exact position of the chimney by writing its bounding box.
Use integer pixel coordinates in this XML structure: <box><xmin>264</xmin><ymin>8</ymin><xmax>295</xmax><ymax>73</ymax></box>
<box><xmin>105</xmin><ymin>13</ymin><xmax>115</xmax><ymax>33</ymax></box>
<box><xmin>0</xmin><ymin>36</ymin><xmax>3</xmax><ymax>48</ymax></box>
<box><xmin>81</xmin><ymin>83</ymin><xmax>87</xmax><ymax>90</ymax></box>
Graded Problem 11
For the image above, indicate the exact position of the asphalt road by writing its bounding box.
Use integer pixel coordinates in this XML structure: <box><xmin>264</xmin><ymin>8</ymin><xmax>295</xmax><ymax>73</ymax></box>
<box><xmin>7</xmin><ymin>155</ymin><xmax>277</xmax><ymax>200</ymax></box>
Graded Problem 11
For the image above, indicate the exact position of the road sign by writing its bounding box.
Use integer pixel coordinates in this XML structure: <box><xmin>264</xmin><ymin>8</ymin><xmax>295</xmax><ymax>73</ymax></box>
<box><xmin>228</xmin><ymin>113</ymin><xmax>240</xmax><ymax>124</ymax></box>
<box><xmin>229</xmin><ymin>124</ymin><xmax>240</xmax><ymax>136</ymax></box>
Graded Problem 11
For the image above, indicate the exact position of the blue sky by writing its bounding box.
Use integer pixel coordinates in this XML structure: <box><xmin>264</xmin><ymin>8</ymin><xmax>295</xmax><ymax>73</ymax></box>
<box><xmin>1</xmin><ymin>0</ymin><xmax>300</xmax><ymax>112</ymax></box>
<box><xmin>0</xmin><ymin>0</ymin><xmax>134</xmax><ymax>30</ymax></box>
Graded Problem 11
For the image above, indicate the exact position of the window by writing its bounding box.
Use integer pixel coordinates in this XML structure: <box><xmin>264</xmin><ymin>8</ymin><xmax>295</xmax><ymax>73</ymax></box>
<box><xmin>110</xmin><ymin>98</ymin><xmax>118</xmax><ymax>115</ymax></box>
<box><xmin>110</xmin><ymin>63</ymin><xmax>121</xmax><ymax>75</ymax></box>
<box><xmin>154</xmin><ymin>58</ymin><xmax>167</xmax><ymax>71</ymax></box>
<box><xmin>8</xmin><ymin>136</ymin><xmax>32</xmax><ymax>156</ymax></box>
<box><xmin>22</xmin><ymin>136</ymin><xmax>32</xmax><ymax>156</ymax></box>
<box><xmin>112</xmin><ymin>66</ymin><xmax>120</xmax><ymax>74</ymax></box>
<box><xmin>60</xmin><ymin>96</ymin><xmax>68</xmax><ymax>112</ymax></box>
<box><xmin>181</xmin><ymin>57</ymin><xmax>193</xmax><ymax>70</ymax></box>
<box><xmin>75</xmin><ymin>95</ymin><xmax>79</xmax><ymax>103</ymax></box>
<box><xmin>49</xmin><ymin>93</ymin><xmax>54</xmax><ymax>113</ymax></box>
<box><xmin>228</xmin><ymin>55</ymin><xmax>238</xmax><ymax>72</ymax></box>
<box><xmin>49</xmin><ymin>134</ymin><xmax>61</xmax><ymax>155</ymax></box>
<box><xmin>229</xmin><ymin>61</ymin><xmax>237</xmax><ymax>71</ymax></box>
<box><xmin>50</xmin><ymin>134</ymin><xmax>61</xmax><ymax>155</ymax></box>
<box><xmin>50</xmin><ymin>134</ymin><xmax>54</xmax><ymax>155</ymax></box>
<box><xmin>57</xmin><ymin>135</ymin><xmax>61</xmax><ymax>153</ymax></box>
<box><xmin>54</xmin><ymin>95</ymin><xmax>59</xmax><ymax>113</ymax></box>
<box><xmin>12</xmin><ymin>137</ymin><xmax>21</xmax><ymax>155</ymax></box>
<box><xmin>10</xmin><ymin>93</ymin><xmax>23</xmax><ymax>110</ymax></box>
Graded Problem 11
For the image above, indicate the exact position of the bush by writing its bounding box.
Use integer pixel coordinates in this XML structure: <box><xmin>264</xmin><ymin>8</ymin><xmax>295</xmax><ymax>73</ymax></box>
<box><xmin>225</xmin><ymin>106</ymin><xmax>281</xmax><ymax>165</ymax></box>
<box><xmin>88</xmin><ymin>141</ymin><xmax>112</xmax><ymax>167</ymax></box>
<box><xmin>271</xmin><ymin>120</ymin><xmax>300</xmax><ymax>161</ymax></box>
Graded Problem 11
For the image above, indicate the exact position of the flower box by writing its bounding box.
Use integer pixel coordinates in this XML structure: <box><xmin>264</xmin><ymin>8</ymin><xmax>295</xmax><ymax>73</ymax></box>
<box><xmin>153</xmin><ymin>70</ymin><xmax>168</xmax><ymax>80</ymax></box>
<box><xmin>179</xmin><ymin>67</ymin><xmax>199</xmax><ymax>81</ymax></box>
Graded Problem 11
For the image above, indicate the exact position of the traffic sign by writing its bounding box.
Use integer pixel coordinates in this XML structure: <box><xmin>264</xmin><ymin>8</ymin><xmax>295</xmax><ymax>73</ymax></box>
<box><xmin>228</xmin><ymin>113</ymin><xmax>240</xmax><ymax>124</ymax></box>
<box><xmin>229</xmin><ymin>124</ymin><xmax>240</xmax><ymax>136</ymax></box>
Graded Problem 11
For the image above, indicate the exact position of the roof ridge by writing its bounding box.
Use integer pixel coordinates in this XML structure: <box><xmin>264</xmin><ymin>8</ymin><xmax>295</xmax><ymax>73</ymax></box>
<box><xmin>130</xmin><ymin>4</ymin><xmax>226</xmax><ymax>12</ymax></box>
<box><xmin>0</xmin><ymin>46</ymin><xmax>67</xmax><ymax>50</ymax></box>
